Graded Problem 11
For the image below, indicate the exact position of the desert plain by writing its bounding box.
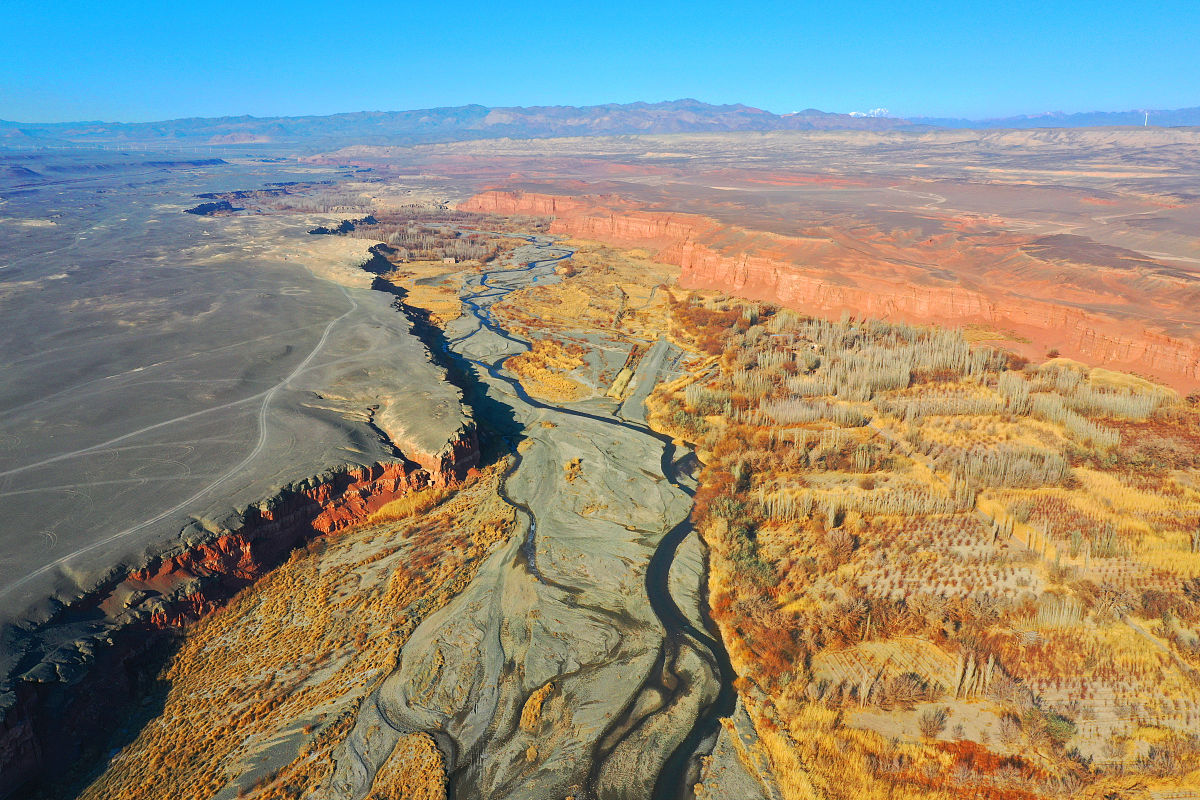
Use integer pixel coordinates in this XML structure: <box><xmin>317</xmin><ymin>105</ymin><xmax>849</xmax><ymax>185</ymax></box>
<box><xmin>3</xmin><ymin>126</ymin><xmax>1200</xmax><ymax>800</ymax></box>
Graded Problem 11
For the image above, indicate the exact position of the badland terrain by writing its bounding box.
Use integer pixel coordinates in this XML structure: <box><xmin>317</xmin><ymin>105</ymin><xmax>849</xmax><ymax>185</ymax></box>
<box><xmin>2</xmin><ymin>118</ymin><xmax>1200</xmax><ymax>800</ymax></box>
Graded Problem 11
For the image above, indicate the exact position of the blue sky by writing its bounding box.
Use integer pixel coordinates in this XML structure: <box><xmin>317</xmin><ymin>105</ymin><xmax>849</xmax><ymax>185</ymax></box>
<box><xmin>1</xmin><ymin>0</ymin><xmax>1197</xmax><ymax>123</ymax></box>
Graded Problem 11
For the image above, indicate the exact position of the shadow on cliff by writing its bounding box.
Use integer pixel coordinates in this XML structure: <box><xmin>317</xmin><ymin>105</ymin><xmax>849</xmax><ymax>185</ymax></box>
<box><xmin>1</xmin><ymin>250</ymin><xmax>519</xmax><ymax>800</ymax></box>
<box><xmin>368</xmin><ymin>274</ymin><xmax>524</xmax><ymax>463</ymax></box>
<box><xmin>17</xmin><ymin>633</ymin><xmax>175</xmax><ymax>800</ymax></box>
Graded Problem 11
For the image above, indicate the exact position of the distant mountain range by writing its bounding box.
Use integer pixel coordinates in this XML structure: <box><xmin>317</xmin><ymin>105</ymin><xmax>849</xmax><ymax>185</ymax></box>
<box><xmin>0</xmin><ymin>101</ymin><xmax>908</xmax><ymax>149</ymax></box>
<box><xmin>2</xmin><ymin>99</ymin><xmax>1198</xmax><ymax>149</ymax></box>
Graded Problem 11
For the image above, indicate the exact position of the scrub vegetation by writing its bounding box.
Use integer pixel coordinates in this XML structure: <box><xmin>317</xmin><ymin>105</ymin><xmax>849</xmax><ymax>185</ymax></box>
<box><xmin>493</xmin><ymin>240</ymin><xmax>679</xmax><ymax>344</ymax></box>
<box><xmin>78</xmin><ymin>464</ymin><xmax>515</xmax><ymax>800</ymax></box>
<box><xmin>490</xmin><ymin>239</ymin><xmax>685</xmax><ymax>402</ymax></box>
<box><xmin>505</xmin><ymin>339</ymin><xmax>591</xmax><ymax>402</ymax></box>
<box><xmin>653</xmin><ymin>296</ymin><xmax>1200</xmax><ymax>799</ymax></box>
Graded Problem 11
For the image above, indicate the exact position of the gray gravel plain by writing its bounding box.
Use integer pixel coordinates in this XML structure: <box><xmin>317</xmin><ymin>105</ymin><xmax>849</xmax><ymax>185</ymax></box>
<box><xmin>0</xmin><ymin>151</ymin><xmax>465</xmax><ymax>680</ymax></box>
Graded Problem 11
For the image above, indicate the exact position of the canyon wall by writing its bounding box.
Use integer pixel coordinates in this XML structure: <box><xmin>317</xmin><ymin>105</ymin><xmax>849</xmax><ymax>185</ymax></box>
<box><xmin>463</xmin><ymin>190</ymin><xmax>1200</xmax><ymax>391</ymax></box>
<box><xmin>0</xmin><ymin>432</ymin><xmax>478</xmax><ymax>799</ymax></box>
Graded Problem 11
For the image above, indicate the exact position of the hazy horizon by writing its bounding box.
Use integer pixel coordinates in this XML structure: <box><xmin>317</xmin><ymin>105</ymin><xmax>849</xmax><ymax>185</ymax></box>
<box><xmin>3</xmin><ymin>97</ymin><xmax>1200</xmax><ymax>128</ymax></box>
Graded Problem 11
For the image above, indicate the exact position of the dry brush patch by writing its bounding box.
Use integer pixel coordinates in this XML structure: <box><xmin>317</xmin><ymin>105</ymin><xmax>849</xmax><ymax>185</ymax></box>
<box><xmin>79</xmin><ymin>463</ymin><xmax>516</xmax><ymax>800</ymax></box>
<box><xmin>650</xmin><ymin>294</ymin><xmax>1200</xmax><ymax>798</ymax></box>
<box><xmin>366</xmin><ymin>732</ymin><xmax>447</xmax><ymax>800</ymax></box>
<box><xmin>505</xmin><ymin>338</ymin><xmax>591</xmax><ymax>402</ymax></box>
<box><xmin>492</xmin><ymin>239</ymin><xmax>679</xmax><ymax>343</ymax></box>
<box><xmin>488</xmin><ymin>238</ymin><xmax>710</xmax><ymax>411</ymax></box>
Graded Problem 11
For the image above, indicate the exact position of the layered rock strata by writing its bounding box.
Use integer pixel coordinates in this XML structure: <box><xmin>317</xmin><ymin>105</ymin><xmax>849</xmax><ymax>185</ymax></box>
<box><xmin>463</xmin><ymin>190</ymin><xmax>1200</xmax><ymax>391</ymax></box>
<box><xmin>0</xmin><ymin>434</ymin><xmax>477</xmax><ymax>799</ymax></box>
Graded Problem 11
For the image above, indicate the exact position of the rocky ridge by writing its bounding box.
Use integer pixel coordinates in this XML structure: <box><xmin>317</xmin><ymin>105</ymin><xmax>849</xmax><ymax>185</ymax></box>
<box><xmin>0</xmin><ymin>248</ymin><xmax>481</xmax><ymax>798</ymax></box>
<box><xmin>462</xmin><ymin>190</ymin><xmax>1200</xmax><ymax>391</ymax></box>
<box><xmin>0</xmin><ymin>430</ymin><xmax>478</xmax><ymax>799</ymax></box>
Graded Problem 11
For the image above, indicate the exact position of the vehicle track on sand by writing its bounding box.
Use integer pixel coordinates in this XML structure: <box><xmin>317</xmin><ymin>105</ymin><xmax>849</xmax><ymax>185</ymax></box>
<box><xmin>0</xmin><ymin>289</ymin><xmax>359</xmax><ymax>600</ymax></box>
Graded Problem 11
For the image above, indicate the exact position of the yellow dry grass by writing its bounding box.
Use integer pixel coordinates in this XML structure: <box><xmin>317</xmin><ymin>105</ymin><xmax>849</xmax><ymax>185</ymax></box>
<box><xmin>1040</xmin><ymin>356</ymin><xmax>1092</xmax><ymax>372</ymax></box>
<box><xmin>898</xmin><ymin>413</ymin><xmax>1065</xmax><ymax>452</ymax></box>
<box><xmin>378</xmin><ymin>260</ymin><xmax>469</xmax><ymax>325</ymax></box>
<box><xmin>963</xmin><ymin>323</ymin><xmax>1032</xmax><ymax>344</ymax></box>
<box><xmin>79</xmin><ymin>464</ymin><xmax>516</xmax><ymax>800</ymax></box>
<box><xmin>1141</xmin><ymin>535</ymin><xmax>1200</xmax><ymax>578</ymax></box>
<box><xmin>809</xmin><ymin>638</ymin><xmax>959</xmax><ymax>692</ymax></box>
<box><xmin>1087</xmin><ymin>366</ymin><xmax>1178</xmax><ymax>397</ymax></box>
<box><xmin>509</xmin><ymin>364</ymin><xmax>589</xmax><ymax>401</ymax></box>
<box><xmin>606</xmin><ymin>366</ymin><xmax>634</xmax><ymax>399</ymax></box>
<box><xmin>367</xmin><ymin>733</ymin><xmax>446</xmax><ymax>800</ymax></box>
<box><xmin>368</xmin><ymin>486</ymin><xmax>453</xmax><ymax>524</ymax></box>
<box><xmin>753</xmin><ymin>699</ymin><xmax>954</xmax><ymax>800</ymax></box>
<box><xmin>492</xmin><ymin>238</ymin><xmax>678</xmax><ymax>342</ymax></box>
<box><xmin>519</xmin><ymin>682</ymin><xmax>555</xmax><ymax>732</ymax></box>
<box><xmin>506</xmin><ymin>339</ymin><xmax>590</xmax><ymax>402</ymax></box>
<box><xmin>404</xmin><ymin>284</ymin><xmax>462</xmax><ymax>324</ymax></box>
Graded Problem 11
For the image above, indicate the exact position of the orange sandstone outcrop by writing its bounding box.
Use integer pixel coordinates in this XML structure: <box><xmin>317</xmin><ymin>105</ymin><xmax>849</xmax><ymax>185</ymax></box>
<box><xmin>463</xmin><ymin>190</ymin><xmax>1200</xmax><ymax>391</ymax></box>
<box><xmin>0</xmin><ymin>430</ymin><xmax>478</xmax><ymax>799</ymax></box>
<box><xmin>119</xmin><ymin>458</ymin><xmax>464</xmax><ymax>626</ymax></box>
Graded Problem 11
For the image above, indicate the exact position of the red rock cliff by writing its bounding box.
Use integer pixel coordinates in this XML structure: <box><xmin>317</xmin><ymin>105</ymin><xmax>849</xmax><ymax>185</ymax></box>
<box><xmin>463</xmin><ymin>190</ymin><xmax>1200</xmax><ymax>391</ymax></box>
<box><xmin>0</xmin><ymin>428</ymin><xmax>478</xmax><ymax>799</ymax></box>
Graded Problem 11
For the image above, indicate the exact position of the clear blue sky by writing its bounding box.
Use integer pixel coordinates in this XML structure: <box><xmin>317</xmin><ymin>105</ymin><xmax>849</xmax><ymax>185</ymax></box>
<box><xmin>1</xmin><ymin>0</ymin><xmax>1197</xmax><ymax>123</ymax></box>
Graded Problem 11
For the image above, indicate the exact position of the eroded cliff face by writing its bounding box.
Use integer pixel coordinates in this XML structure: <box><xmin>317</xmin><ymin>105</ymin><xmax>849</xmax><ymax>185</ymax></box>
<box><xmin>121</xmin><ymin>453</ymin><xmax>475</xmax><ymax>627</ymax></box>
<box><xmin>0</xmin><ymin>431</ymin><xmax>478</xmax><ymax>800</ymax></box>
<box><xmin>463</xmin><ymin>190</ymin><xmax>1200</xmax><ymax>391</ymax></box>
